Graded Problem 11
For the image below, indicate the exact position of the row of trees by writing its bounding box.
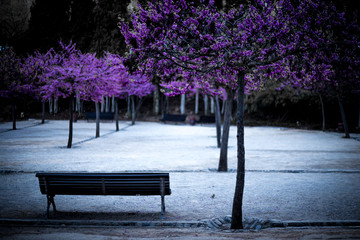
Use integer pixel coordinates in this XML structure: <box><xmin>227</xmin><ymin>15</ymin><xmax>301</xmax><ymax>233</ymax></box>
<box><xmin>120</xmin><ymin>0</ymin><xmax>360</xmax><ymax>229</ymax></box>
<box><xmin>0</xmin><ymin>42</ymin><xmax>154</xmax><ymax>147</ymax></box>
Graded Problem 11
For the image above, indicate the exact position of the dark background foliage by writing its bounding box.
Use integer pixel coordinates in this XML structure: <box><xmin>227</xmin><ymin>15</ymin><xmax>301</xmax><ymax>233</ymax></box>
<box><xmin>0</xmin><ymin>0</ymin><xmax>359</xmax><ymax>132</ymax></box>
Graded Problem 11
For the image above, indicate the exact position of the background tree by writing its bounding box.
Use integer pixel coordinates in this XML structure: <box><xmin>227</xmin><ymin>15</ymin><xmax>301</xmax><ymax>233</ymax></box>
<box><xmin>37</xmin><ymin>42</ymin><xmax>113</xmax><ymax>147</ymax></box>
<box><xmin>0</xmin><ymin>48</ymin><xmax>30</xmax><ymax>130</ymax></box>
<box><xmin>92</xmin><ymin>0</ymin><xmax>131</xmax><ymax>56</ymax></box>
<box><xmin>25</xmin><ymin>0</ymin><xmax>72</xmax><ymax>53</ymax></box>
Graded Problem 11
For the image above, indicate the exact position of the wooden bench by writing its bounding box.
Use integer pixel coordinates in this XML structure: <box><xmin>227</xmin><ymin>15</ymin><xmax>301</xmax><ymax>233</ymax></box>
<box><xmin>35</xmin><ymin>172</ymin><xmax>171</xmax><ymax>218</ymax></box>
<box><xmin>197</xmin><ymin>115</ymin><xmax>215</xmax><ymax>123</ymax></box>
<box><xmin>160</xmin><ymin>114</ymin><xmax>187</xmax><ymax>123</ymax></box>
<box><xmin>85</xmin><ymin>112</ymin><xmax>114</xmax><ymax>122</ymax></box>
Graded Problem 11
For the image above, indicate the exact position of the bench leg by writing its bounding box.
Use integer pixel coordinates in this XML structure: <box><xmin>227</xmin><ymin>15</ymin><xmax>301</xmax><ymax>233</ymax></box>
<box><xmin>46</xmin><ymin>195</ymin><xmax>56</xmax><ymax>218</ymax></box>
<box><xmin>161</xmin><ymin>195</ymin><xmax>165</xmax><ymax>216</ymax></box>
<box><xmin>160</xmin><ymin>178</ymin><xmax>166</xmax><ymax>219</ymax></box>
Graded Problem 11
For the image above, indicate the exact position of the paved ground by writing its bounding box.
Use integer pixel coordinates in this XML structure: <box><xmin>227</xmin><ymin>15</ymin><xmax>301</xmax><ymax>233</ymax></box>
<box><xmin>0</xmin><ymin>119</ymin><xmax>359</xmax><ymax>239</ymax></box>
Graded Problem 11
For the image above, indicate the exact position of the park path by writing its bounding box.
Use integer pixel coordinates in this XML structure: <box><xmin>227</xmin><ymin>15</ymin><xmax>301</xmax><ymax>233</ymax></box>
<box><xmin>0</xmin><ymin>120</ymin><xmax>359</xmax><ymax>230</ymax></box>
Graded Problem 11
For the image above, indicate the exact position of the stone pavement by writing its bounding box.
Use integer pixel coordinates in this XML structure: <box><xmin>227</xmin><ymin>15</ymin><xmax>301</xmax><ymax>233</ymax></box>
<box><xmin>0</xmin><ymin>120</ymin><xmax>359</xmax><ymax>239</ymax></box>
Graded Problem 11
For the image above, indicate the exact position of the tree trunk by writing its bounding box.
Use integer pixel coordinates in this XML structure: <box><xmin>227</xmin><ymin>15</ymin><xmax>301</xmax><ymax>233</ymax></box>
<box><xmin>319</xmin><ymin>94</ymin><xmax>325</xmax><ymax>131</ymax></box>
<box><xmin>41</xmin><ymin>102</ymin><xmax>45</xmax><ymax>124</ymax></box>
<box><xmin>215</xmin><ymin>96</ymin><xmax>222</xmax><ymax>148</ymax></box>
<box><xmin>221</xmin><ymin>99</ymin><xmax>226</xmax><ymax>115</ymax></box>
<box><xmin>49</xmin><ymin>98</ymin><xmax>53</xmax><ymax>114</ymax></box>
<box><xmin>67</xmin><ymin>96</ymin><xmax>74</xmax><ymax>148</ymax></box>
<box><xmin>131</xmin><ymin>95</ymin><xmax>135</xmax><ymax>125</ymax></box>
<box><xmin>111</xmin><ymin>96</ymin><xmax>115</xmax><ymax>113</ymax></box>
<box><xmin>210</xmin><ymin>97</ymin><xmax>215</xmax><ymax>114</ymax></box>
<box><xmin>165</xmin><ymin>96</ymin><xmax>169</xmax><ymax>114</ymax></box>
<box><xmin>76</xmin><ymin>95</ymin><xmax>82</xmax><ymax>117</ymax></box>
<box><xmin>105</xmin><ymin>96</ymin><xmax>110</xmax><ymax>112</ymax></box>
<box><xmin>127</xmin><ymin>96</ymin><xmax>131</xmax><ymax>116</ymax></box>
<box><xmin>101</xmin><ymin>96</ymin><xmax>105</xmax><ymax>112</ymax></box>
<box><xmin>54</xmin><ymin>99</ymin><xmax>58</xmax><ymax>114</ymax></box>
<box><xmin>161</xmin><ymin>95</ymin><xmax>169</xmax><ymax>115</ymax></box>
<box><xmin>115</xmin><ymin>97</ymin><xmax>119</xmax><ymax>131</ymax></box>
<box><xmin>218</xmin><ymin>88</ymin><xmax>233</xmax><ymax>172</ymax></box>
<box><xmin>204</xmin><ymin>95</ymin><xmax>209</xmax><ymax>115</ymax></box>
<box><xmin>195</xmin><ymin>90</ymin><xmax>199</xmax><ymax>114</ymax></box>
<box><xmin>338</xmin><ymin>95</ymin><xmax>350</xmax><ymax>138</ymax></box>
<box><xmin>180</xmin><ymin>94</ymin><xmax>186</xmax><ymax>114</ymax></box>
<box><xmin>231</xmin><ymin>73</ymin><xmax>246</xmax><ymax>229</ymax></box>
<box><xmin>153</xmin><ymin>85</ymin><xmax>160</xmax><ymax>115</ymax></box>
<box><xmin>136</xmin><ymin>97</ymin><xmax>144</xmax><ymax>115</ymax></box>
<box><xmin>95</xmin><ymin>101</ymin><xmax>100</xmax><ymax>138</ymax></box>
<box><xmin>12</xmin><ymin>101</ymin><xmax>16</xmax><ymax>130</ymax></box>
<box><xmin>358</xmin><ymin>96</ymin><xmax>360</xmax><ymax>128</ymax></box>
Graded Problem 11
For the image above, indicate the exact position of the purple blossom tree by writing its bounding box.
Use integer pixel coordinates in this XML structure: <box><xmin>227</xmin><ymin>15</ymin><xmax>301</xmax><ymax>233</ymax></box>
<box><xmin>121</xmin><ymin>0</ymin><xmax>332</xmax><ymax>229</ymax></box>
<box><xmin>0</xmin><ymin>48</ymin><xmax>31</xmax><ymax>130</ymax></box>
<box><xmin>271</xmin><ymin>2</ymin><xmax>360</xmax><ymax>137</ymax></box>
<box><xmin>22</xmin><ymin>50</ymin><xmax>58</xmax><ymax>124</ymax></box>
<box><xmin>38</xmin><ymin>42</ymin><xmax>113</xmax><ymax>147</ymax></box>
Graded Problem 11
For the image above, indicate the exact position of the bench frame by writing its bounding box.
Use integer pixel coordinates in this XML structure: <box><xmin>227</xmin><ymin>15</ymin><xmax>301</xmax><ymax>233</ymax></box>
<box><xmin>85</xmin><ymin>112</ymin><xmax>114</xmax><ymax>122</ymax></box>
<box><xmin>197</xmin><ymin>115</ymin><xmax>215</xmax><ymax>123</ymax></box>
<box><xmin>35</xmin><ymin>172</ymin><xmax>171</xmax><ymax>218</ymax></box>
<box><xmin>160</xmin><ymin>114</ymin><xmax>187</xmax><ymax>123</ymax></box>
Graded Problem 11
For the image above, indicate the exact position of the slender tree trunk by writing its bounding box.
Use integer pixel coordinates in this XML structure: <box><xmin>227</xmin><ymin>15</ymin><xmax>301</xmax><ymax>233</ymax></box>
<box><xmin>204</xmin><ymin>95</ymin><xmax>209</xmax><ymax>115</ymax></box>
<box><xmin>41</xmin><ymin>102</ymin><xmax>45</xmax><ymax>124</ymax></box>
<box><xmin>105</xmin><ymin>96</ymin><xmax>110</xmax><ymax>112</ymax></box>
<box><xmin>95</xmin><ymin>101</ymin><xmax>100</xmax><ymax>138</ymax></box>
<box><xmin>195</xmin><ymin>90</ymin><xmax>199</xmax><ymax>114</ymax></box>
<box><xmin>101</xmin><ymin>96</ymin><xmax>105</xmax><ymax>112</ymax></box>
<box><xmin>338</xmin><ymin>95</ymin><xmax>350</xmax><ymax>138</ymax></box>
<box><xmin>131</xmin><ymin>95</ymin><xmax>135</xmax><ymax>125</ymax></box>
<box><xmin>127</xmin><ymin>96</ymin><xmax>131</xmax><ymax>116</ymax></box>
<box><xmin>115</xmin><ymin>98</ymin><xmax>119</xmax><ymax>131</ymax></box>
<box><xmin>215</xmin><ymin>96</ymin><xmax>222</xmax><ymax>148</ymax></box>
<box><xmin>12</xmin><ymin>101</ymin><xmax>16</xmax><ymax>130</ymax></box>
<box><xmin>75</xmin><ymin>95</ymin><xmax>80</xmax><ymax>112</ymax></box>
<box><xmin>153</xmin><ymin>85</ymin><xmax>160</xmax><ymax>115</ymax></box>
<box><xmin>319</xmin><ymin>94</ymin><xmax>325</xmax><ymax>131</ymax></box>
<box><xmin>165</xmin><ymin>96</ymin><xmax>169</xmax><ymax>114</ymax></box>
<box><xmin>54</xmin><ymin>99</ymin><xmax>58</xmax><ymax>114</ymax></box>
<box><xmin>358</xmin><ymin>96</ymin><xmax>360</xmax><ymax>128</ymax></box>
<box><xmin>111</xmin><ymin>96</ymin><xmax>115</xmax><ymax>113</ymax></box>
<box><xmin>76</xmin><ymin>95</ymin><xmax>82</xmax><ymax>118</ymax></box>
<box><xmin>210</xmin><ymin>97</ymin><xmax>215</xmax><ymax>114</ymax></box>
<box><xmin>67</xmin><ymin>96</ymin><xmax>74</xmax><ymax>148</ymax></box>
<box><xmin>231</xmin><ymin>73</ymin><xmax>246</xmax><ymax>229</ymax></box>
<box><xmin>161</xmin><ymin>95</ymin><xmax>169</xmax><ymax>115</ymax></box>
<box><xmin>221</xmin><ymin>99</ymin><xmax>226</xmax><ymax>115</ymax></box>
<box><xmin>180</xmin><ymin>94</ymin><xmax>186</xmax><ymax>114</ymax></box>
<box><xmin>218</xmin><ymin>89</ymin><xmax>233</xmax><ymax>172</ymax></box>
<box><xmin>49</xmin><ymin>98</ymin><xmax>53</xmax><ymax>114</ymax></box>
<box><xmin>135</xmin><ymin>97</ymin><xmax>144</xmax><ymax>115</ymax></box>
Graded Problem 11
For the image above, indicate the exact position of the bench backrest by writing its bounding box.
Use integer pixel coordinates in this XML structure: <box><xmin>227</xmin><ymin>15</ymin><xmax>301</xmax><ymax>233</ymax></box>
<box><xmin>36</xmin><ymin>173</ymin><xmax>171</xmax><ymax>196</ymax></box>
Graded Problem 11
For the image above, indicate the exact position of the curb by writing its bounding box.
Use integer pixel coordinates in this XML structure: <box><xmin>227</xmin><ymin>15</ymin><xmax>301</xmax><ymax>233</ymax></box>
<box><xmin>2</xmin><ymin>169</ymin><xmax>360</xmax><ymax>175</ymax></box>
<box><xmin>0</xmin><ymin>219</ymin><xmax>205</xmax><ymax>228</ymax></box>
<box><xmin>1</xmin><ymin>218</ymin><xmax>360</xmax><ymax>230</ymax></box>
<box><xmin>207</xmin><ymin>217</ymin><xmax>360</xmax><ymax>231</ymax></box>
